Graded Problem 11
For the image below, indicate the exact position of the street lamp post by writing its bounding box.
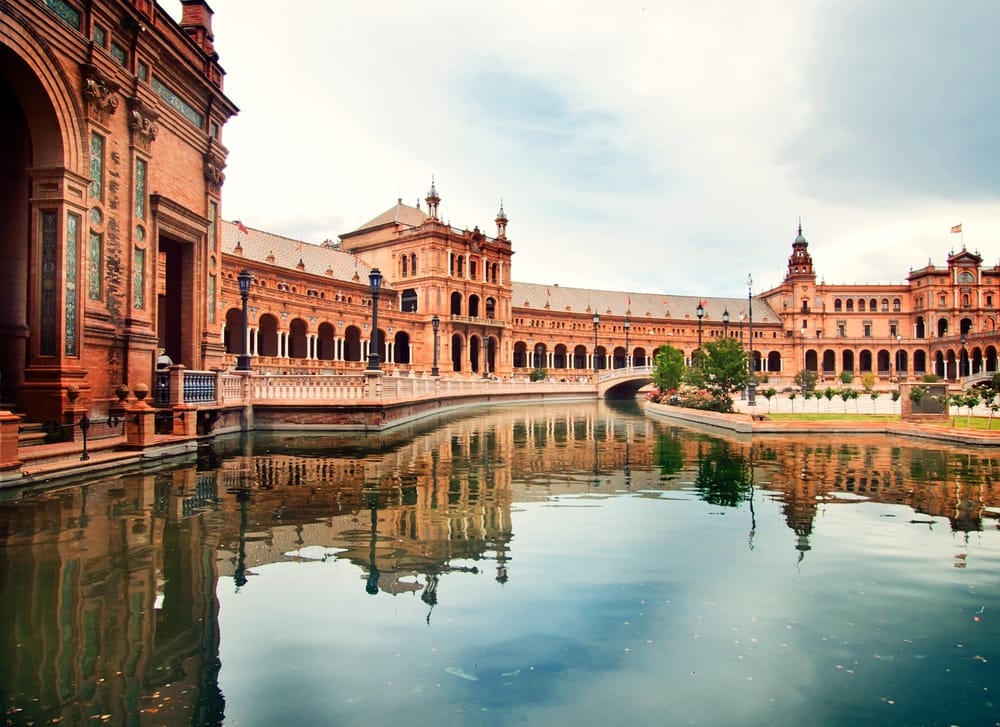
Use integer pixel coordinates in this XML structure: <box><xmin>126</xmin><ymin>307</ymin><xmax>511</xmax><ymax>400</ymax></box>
<box><xmin>236</xmin><ymin>269</ymin><xmax>252</xmax><ymax>371</ymax></box>
<box><xmin>431</xmin><ymin>315</ymin><xmax>440</xmax><ymax>377</ymax></box>
<box><xmin>695</xmin><ymin>301</ymin><xmax>704</xmax><ymax>355</ymax></box>
<box><xmin>366</xmin><ymin>268</ymin><xmax>383</xmax><ymax>371</ymax></box>
<box><xmin>592</xmin><ymin>313</ymin><xmax>600</xmax><ymax>374</ymax></box>
<box><xmin>747</xmin><ymin>274</ymin><xmax>756</xmax><ymax>406</ymax></box>
<box><xmin>624</xmin><ymin>315</ymin><xmax>631</xmax><ymax>369</ymax></box>
<box><xmin>722</xmin><ymin>308</ymin><xmax>730</xmax><ymax>338</ymax></box>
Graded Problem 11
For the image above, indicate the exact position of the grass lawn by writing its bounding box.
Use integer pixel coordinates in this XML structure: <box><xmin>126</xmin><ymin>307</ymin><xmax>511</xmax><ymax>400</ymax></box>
<box><xmin>767</xmin><ymin>413</ymin><xmax>1000</xmax><ymax>430</ymax></box>
<box><xmin>767</xmin><ymin>414</ymin><xmax>901</xmax><ymax>422</ymax></box>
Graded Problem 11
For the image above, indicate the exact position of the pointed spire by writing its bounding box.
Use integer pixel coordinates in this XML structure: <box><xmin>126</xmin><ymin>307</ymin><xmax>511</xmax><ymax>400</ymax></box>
<box><xmin>495</xmin><ymin>198</ymin><xmax>508</xmax><ymax>240</ymax></box>
<box><xmin>425</xmin><ymin>175</ymin><xmax>440</xmax><ymax>220</ymax></box>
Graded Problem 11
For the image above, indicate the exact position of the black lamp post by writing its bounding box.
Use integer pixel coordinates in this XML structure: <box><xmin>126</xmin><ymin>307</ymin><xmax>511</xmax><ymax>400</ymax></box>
<box><xmin>366</xmin><ymin>268</ymin><xmax>383</xmax><ymax>371</ymax></box>
<box><xmin>739</xmin><ymin>312</ymin><xmax>745</xmax><ymax>342</ymax></box>
<box><xmin>236</xmin><ymin>269</ymin><xmax>252</xmax><ymax>371</ymax></box>
<box><xmin>431</xmin><ymin>315</ymin><xmax>440</xmax><ymax>377</ymax></box>
<box><xmin>722</xmin><ymin>308</ymin><xmax>730</xmax><ymax>338</ymax></box>
<box><xmin>624</xmin><ymin>315</ymin><xmax>631</xmax><ymax>369</ymax></box>
<box><xmin>747</xmin><ymin>274</ymin><xmax>756</xmax><ymax>406</ymax></box>
<box><xmin>695</xmin><ymin>301</ymin><xmax>704</xmax><ymax>357</ymax></box>
<box><xmin>592</xmin><ymin>313</ymin><xmax>600</xmax><ymax>373</ymax></box>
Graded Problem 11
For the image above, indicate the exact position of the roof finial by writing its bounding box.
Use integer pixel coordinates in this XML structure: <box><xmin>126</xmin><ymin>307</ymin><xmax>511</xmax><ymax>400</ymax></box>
<box><xmin>797</xmin><ymin>216</ymin><xmax>802</xmax><ymax>236</ymax></box>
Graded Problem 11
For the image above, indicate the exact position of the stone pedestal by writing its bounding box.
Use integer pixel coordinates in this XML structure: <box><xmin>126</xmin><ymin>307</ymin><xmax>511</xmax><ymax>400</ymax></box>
<box><xmin>172</xmin><ymin>405</ymin><xmax>198</xmax><ymax>437</ymax></box>
<box><xmin>0</xmin><ymin>410</ymin><xmax>23</xmax><ymax>472</ymax></box>
<box><xmin>125</xmin><ymin>401</ymin><xmax>157</xmax><ymax>448</ymax></box>
<box><xmin>61</xmin><ymin>406</ymin><xmax>87</xmax><ymax>442</ymax></box>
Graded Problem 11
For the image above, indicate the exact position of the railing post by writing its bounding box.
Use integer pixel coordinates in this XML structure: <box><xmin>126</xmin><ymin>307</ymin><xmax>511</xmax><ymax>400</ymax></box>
<box><xmin>125</xmin><ymin>384</ymin><xmax>157</xmax><ymax>449</ymax></box>
<box><xmin>168</xmin><ymin>364</ymin><xmax>185</xmax><ymax>406</ymax></box>
<box><xmin>365</xmin><ymin>369</ymin><xmax>383</xmax><ymax>400</ymax></box>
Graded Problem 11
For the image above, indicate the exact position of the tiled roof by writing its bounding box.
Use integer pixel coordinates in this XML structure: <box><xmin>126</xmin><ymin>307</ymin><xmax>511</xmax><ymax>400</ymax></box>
<box><xmin>221</xmin><ymin>220</ymin><xmax>777</xmax><ymax>321</ymax></box>
<box><xmin>221</xmin><ymin>220</ymin><xmax>383</xmax><ymax>287</ymax></box>
<box><xmin>349</xmin><ymin>199</ymin><xmax>428</xmax><ymax>234</ymax></box>
<box><xmin>511</xmin><ymin>282</ymin><xmax>776</xmax><ymax>322</ymax></box>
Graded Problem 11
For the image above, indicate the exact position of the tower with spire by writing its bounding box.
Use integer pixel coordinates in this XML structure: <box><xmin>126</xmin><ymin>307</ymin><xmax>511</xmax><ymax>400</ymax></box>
<box><xmin>785</xmin><ymin>220</ymin><xmax>816</xmax><ymax>282</ymax></box>
<box><xmin>425</xmin><ymin>177</ymin><xmax>440</xmax><ymax>220</ymax></box>
<box><xmin>495</xmin><ymin>200</ymin><xmax>508</xmax><ymax>240</ymax></box>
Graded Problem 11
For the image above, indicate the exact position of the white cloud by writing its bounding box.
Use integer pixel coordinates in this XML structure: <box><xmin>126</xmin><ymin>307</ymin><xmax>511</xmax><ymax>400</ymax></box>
<box><xmin>165</xmin><ymin>0</ymin><xmax>1000</xmax><ymax>296</ymax></box>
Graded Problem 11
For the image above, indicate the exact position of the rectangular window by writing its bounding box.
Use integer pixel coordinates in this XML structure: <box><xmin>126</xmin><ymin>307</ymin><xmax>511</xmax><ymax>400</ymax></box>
<box><xmin>137</xmin><ymin>60</ymin><xmax>149</xmax><ymax>82</ymax></box>
<box><xmin>44</xmin><ymin>0</ymin><xmax>81</xmax><ymax>29</ymax></box>
<box><xmin>134</xmin><ymin>158</ymin><xmax>146</xmax><ymax>219</ymax></box>
<box><xmin>208</xmin><ymin>274</ymin><xmax>217</xmax><ymax>324</ymax></box>
<box><xmin>88</xmin><ymin>231</ymin><xmax>103</xmax><ymax>301</ymax></box>
<box><xmin>889</xmin><ymin>323</ymin><xmax>898</xmax><ymax>337</ymax></box>
<box><xmin>90</xmin><ymin>133</ymin><xmax>104</xmax><ymax>200</ymax></box>
<box><xmin>151</xmin><ymin>76</ymin><xmax>204</xmax><ymax>127</ymax></box>
<box><xmin>133</xmin><ymin>247</ymin><xmax>145</xmax><ymax>309</ymax></box>
<box><xmin>837</xmin><ymin>321</ymin><xmax>846</xmax><ymax>337</ymax></box>
<box><xmin>110</xmin><ymin>41</ymin><xmax>127</xmax><ymax>67</ymax></box>
<box><xmin>863</xmin><ymin>322</ymin><xmax>872</xmax><ymax>337</ymax></box>
<box><xmin>93</xmin><ymin>23</ymin><xmax>107</xmax><ymax>47</ymax></box>
<box><xmin>65</xmin><ymin>214</ymin><xmax>79</xmax><ymax>356</ymax></box>
<box><xmin>40</xmin><ymin>211</ymin><xmax>58</xmax><ymax>356</ymax></box>
<box><xmin>208</xmin><ymin>200</ymin><xmax>217</xmax><ymax>248</ymax></box>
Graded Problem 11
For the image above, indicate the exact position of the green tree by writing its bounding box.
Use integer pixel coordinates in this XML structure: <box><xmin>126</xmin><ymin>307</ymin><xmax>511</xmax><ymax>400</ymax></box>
<box><xmin>839</xmin><ymin>388</ymin><xmax>852</xmax><ymax>413</ymax></box>
<box><xmin>861</xmin><ymin>372</ymin><xmax>876</xmax><ymax>392</ymax></box>
<box><xmin>794</xmin><ymin>369</ymin><xmax>818</xmax><ymax>394</ymax></box>
<box><xmin>762</xmin><ymin>387</ymin><xmax>777</xmax><ymax>412</ymax></box>
<box><xmin>891</xmin><ymin>389</ymin><xmax>901</xmax><ymax>414</ymax></box>
<box><xmin>840</xmin><ymin>371</ymin><xmax>854</xmax><ymax>385</ymax></box>
<box><xmin>870</xmin><ymin>390</ymin><xmax>880</xmax><ymax>414</ymax></box>
<box><xmin>652</xmin><ymin>344</ymin><xmax>686</xmax><ymax>393</ymax></box>
<box><xmin>963</xmin><ymin>391</ymin><xmax>981</xmax><ymax>428</ymax></box>
<box><xmin>694</xmin><ymin>336</ymin><xmax>749</xmax><ymax>405</ymax></box>
<box><xmin>788</xmin><ymin>391</ymin><xmax>797</xmax><ymax>413</ymax></box>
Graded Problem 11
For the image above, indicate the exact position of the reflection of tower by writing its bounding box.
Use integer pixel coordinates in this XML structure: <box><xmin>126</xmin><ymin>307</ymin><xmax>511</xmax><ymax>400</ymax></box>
<box><xmin>421</xmin><ymin>573</ymin><xmax>439</xmax><ymax>624</ymax></box>
<box><xmin>495</xmin><ymin>539</ymin><xmax>510</xmax><ymax>585</ymax></box>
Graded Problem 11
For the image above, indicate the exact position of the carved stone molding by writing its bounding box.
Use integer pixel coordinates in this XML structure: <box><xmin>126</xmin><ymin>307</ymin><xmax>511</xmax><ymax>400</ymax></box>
<box><xmin>81</xmin><ymin>63</ymin><xmax>120</xmax><ymax>125</ymax></box>
<box><xmin>203</xmin><ymin>152</ymin><xmax>226</xmax><ymax>190</ymax></box>
<box><xmin>126</xmin><ymin>97</ymin><xmax>159</xmax><ymax>152</ymax></box>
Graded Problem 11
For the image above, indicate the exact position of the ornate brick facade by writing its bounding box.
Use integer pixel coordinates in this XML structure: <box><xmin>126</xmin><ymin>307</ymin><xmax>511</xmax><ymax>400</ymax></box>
<box><xmin>1</xmin><ymin>0</ymin><xmax>236</xmax><ymax>422</ymax></box>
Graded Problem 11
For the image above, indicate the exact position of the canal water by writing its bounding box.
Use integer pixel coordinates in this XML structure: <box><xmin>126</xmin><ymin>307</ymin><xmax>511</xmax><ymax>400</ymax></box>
<box><xmin>1</xmin><ymin>400</ymin><xmax>998</xmax><ymax>726</ymax></box>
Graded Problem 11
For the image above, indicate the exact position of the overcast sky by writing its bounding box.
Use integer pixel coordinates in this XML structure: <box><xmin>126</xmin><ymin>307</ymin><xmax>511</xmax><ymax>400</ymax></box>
<box><xmin>164</xmin><ymin>1</ymin><xmax>1000</xmax><ymax>297</ymax></box>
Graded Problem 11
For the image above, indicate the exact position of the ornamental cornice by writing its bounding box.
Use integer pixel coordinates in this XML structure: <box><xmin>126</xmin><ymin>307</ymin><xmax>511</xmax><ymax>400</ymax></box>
<box><xmin>81</xmin><ymin>63</ymin><xmax>120</xmax><ymax>125</ymax></box>
<box><xmin>126</xmin><ymin>97</ymin><xmax>159</xmax><ymax>152</ymax></box>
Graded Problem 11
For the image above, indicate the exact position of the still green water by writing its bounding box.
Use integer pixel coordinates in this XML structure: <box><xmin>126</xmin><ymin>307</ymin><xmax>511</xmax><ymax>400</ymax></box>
<box><xmin>2</xmin><ymin>400</ymin><xmax>998</xmax><ymax>726</ymax></box>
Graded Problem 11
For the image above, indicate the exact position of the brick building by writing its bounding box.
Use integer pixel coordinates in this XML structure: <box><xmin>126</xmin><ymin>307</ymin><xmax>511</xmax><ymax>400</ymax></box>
<box><xmin>219</xmin><ymin>195</ymin><xmax>1000</xmax><ymax>389</ymax></box>
<box><xmin>1</xmin><ymin>0</ymin><xmax>236</xmax><ymax>422</ymax></box>
<box><xmin>5</xmin><ymin>0</ymin><xmax>998</xmax><ymax>429</ymax></box>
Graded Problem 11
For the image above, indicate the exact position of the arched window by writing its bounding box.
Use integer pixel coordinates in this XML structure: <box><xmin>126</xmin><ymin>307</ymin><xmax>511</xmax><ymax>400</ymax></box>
<box><xmin>834</xmin><ymin>299</ymin><xmax>842</xmax><ymax>312</ymax></box>
<box><xmin>410</xmin><ymin>253</ymin><xmax>417</xmax><ymax>275</ymax></box>
<box><xmin>893</xmin><ymin>298</ymin><xmax>901</xmax><ymax>312</ymax></box>
<box><xmin>881</xmin><ymin>299</ymin><xmax>889</xmax><ymax>312</ymax></box>
<box><xmin>401</xmin><ymin>255</ymin><xmax>408</xmax><ymax>277</ymax></box>
<box><xmin>846</xmin><ymin>300</ymin><xmax>854</xmax><ymax>312</ymax></box>
<box><xmin>858</xmin><ymin>299</ymin><xmax>866</xmax><ymax>312</ymax></box>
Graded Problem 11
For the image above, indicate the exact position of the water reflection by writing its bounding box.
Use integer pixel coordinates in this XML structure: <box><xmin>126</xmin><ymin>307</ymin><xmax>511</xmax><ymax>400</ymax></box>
<box><xmin>1</xmin><ymin>400</ymin><xmax>998</xmax><ymax>725</ymax></box>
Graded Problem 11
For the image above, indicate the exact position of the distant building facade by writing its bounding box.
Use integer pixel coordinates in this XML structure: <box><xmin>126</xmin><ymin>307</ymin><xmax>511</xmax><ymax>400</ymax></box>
<box><xmin>220</xmin><ymin>193</ymin><xmax>1000</xmax><ymax>388</ymax></box>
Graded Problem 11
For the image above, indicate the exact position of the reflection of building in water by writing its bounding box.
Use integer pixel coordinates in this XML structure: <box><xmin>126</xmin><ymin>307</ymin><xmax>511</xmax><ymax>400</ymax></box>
<box><xmin>0</xmin><ymin>468</ymin><xmax>225</xmax><ymax>725</ymax></box>
<box><xmin>749</xmin><ymin>437</ymin><xmax>1000</xmax><ymax>562</ymax></box>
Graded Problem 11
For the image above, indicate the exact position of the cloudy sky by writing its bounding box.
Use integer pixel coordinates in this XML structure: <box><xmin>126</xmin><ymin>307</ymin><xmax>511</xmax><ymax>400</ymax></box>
<box><xmin>164</xmin><ymin>1</ymin><xmax>999</xmax><ymax>297</ymax></box>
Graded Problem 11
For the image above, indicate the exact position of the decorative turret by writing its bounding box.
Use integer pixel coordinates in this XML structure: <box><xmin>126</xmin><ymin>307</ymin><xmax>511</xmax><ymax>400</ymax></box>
<box><xmin>786</xmin><ymin>220</ymin><xmax>815</xmax><ymax>281</ymax></box>
<box><xmin>179</xmin><ymin>0</ymin><xmax>216</xmax><ymax>58</ymax></box>
<box><xmin>495</xmin><ymin>200</ymin><xmax>508</xmax><ymax>240</ymax></box>
<box><xmin>425</xmin><ymin>177</ymin><xmax>440</xmax><ymax>220</ymax></box>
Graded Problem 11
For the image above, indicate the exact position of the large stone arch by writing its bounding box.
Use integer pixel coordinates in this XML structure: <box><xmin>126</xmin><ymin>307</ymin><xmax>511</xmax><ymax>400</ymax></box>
<box><xmin>0</xmin><ymin>24</ymin><xmax>87</xmax><ymax>419</ymax></box>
